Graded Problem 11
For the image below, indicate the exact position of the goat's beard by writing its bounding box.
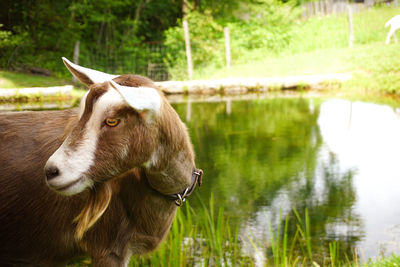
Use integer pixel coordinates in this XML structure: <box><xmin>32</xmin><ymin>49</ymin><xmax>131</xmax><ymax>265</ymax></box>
<box><xmin>74</xmin><ymin>181</ymin><xmax>113</xmax><ymax>240</ymax></box>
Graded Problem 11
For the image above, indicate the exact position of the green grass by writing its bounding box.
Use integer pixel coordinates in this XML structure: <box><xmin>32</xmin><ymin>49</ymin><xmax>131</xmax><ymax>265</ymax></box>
<box><xmin>195</xmin><ymin>47</ymin><xmax>352</xmax><ymax>79</ymax></box>
<box><xmin>364</xmin><ymin>255</ymin><xmax>400</xmax><ymax>267</ymax></box>
<box><xmin>195</xmin><ymin>6</ymin><xmax>400</xmax><ymax>96</ymax></box>
<box><xmin>0</xmin><ymin>70</ymin><xmax>70</xmax><ymax>88</ymax></box>
<box><xmin>197</xmin><ymin>43</ymin><xmax>400</xmax><ymax>96</ymax></box>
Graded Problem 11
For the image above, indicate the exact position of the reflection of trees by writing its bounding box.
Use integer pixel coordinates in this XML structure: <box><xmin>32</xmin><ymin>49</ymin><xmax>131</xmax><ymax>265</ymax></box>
<box><xmin>173</xmin><ymin>98</ymin><xmax>363</xmax><ymax>262</ymax></box>
<box><xmin>173</xmin><ymin>98</ymin><xmax>323</xmax><ymax>218</ymax></box>
<box><xmin>283</xmin><ymin>151</ymin><xmax>363</xmax><ymax>263</ymax></box>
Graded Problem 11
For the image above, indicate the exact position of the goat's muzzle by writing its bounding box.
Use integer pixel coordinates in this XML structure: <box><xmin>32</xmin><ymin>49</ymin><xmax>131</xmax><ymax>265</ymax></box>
<box><xmin>44</xmin><ymin>160</ymin><xmax>92</xmax><ymax>196</ymax></box>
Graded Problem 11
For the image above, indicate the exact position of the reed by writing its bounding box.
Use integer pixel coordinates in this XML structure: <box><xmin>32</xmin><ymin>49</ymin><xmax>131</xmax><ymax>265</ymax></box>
<box><xmin>129</xmin><ymin>195</ymin><xmax>248</xmax><ymax>266</ymax></box>
<box><xmin>127</xmin><ymin>198</ymin><xmax>394</xmax><ymax>267</ymax></box>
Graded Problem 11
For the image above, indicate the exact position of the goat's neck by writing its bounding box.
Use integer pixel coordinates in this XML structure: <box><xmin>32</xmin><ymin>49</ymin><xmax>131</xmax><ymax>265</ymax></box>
<box><xmin>143</xmin><ymin>102</ymin><xmax>195</xmax><ymax>196</ymax></box>
<box><xmin>144</xmin><ymin>151</ymin><xmax>194</xmax><ymax>196</ymax></box>
<box><xmin>120</xmin><ymin>168</ymin><xmax>178</xmax><ymax>234</ymax></box>
<box><xmin>82</xmin><ymin>169</ymin><xmax>178</xmax><ymax>257</ymax></box>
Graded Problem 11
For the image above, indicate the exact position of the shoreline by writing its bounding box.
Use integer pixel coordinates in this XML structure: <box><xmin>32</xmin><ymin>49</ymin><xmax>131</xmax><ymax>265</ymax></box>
<box><xmin>0</xmin><ymin>73</ymin><xmax>351</xmax><ymax>99</ymax></box>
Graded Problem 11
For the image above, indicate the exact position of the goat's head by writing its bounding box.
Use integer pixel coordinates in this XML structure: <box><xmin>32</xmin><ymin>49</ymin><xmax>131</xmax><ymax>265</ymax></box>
<box><xmin>45</xmin><ymin>58</ymin><xmax>197</xmax><ymax>197</ymax></box>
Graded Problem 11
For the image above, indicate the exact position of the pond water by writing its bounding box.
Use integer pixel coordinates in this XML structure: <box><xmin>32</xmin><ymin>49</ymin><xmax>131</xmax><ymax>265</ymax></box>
<box><xmin>172</xmin><ymin>97</ymin><xmax>400</xmax><ymax>263</ymax></box>
<box><xmin>2</xmin><ymin>95</ymin><xmax>400</xmax><ymax>264</ymax></box>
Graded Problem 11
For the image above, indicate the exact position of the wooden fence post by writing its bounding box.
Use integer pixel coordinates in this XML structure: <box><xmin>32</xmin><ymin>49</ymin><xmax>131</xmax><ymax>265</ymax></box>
<box><xmin>224</xmin><ymin>27</ymin><xmax>231</xmax><ymax>70</ymax></box>
<box><xmin>183</xmin><ymin>21</ymin><xmax>193</xmax><ymax>80</ymax></box>
<box><xmin>347</xmin><ymin>5</ymin><xmax>354</xmax><ymax>48</ymax></box>
<box><xmin>73</xmin><ymin>40</ymin><xmax>80</xmax><ymax>82</ymax></box>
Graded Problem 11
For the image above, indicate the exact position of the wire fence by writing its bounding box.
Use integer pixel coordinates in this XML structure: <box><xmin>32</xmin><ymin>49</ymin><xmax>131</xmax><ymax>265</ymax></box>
<box><xmin>302</xmin><ymin>1</ymin><xmax>365</xmax><ymax>19</ymax></box>
<box><xmin>81</xmin><ymin>43</ymin><xmax>170</xmax><ymax>81</ymax></box>
<box><xmin>302</xmin><ymin>0</ymin><xmax>399</xmax><ymax>19</ymax></box>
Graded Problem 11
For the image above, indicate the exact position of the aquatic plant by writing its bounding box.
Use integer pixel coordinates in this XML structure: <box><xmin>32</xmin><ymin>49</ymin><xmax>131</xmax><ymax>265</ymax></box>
<box><xmin>128</xmin><ymin>197</ymin><xmax>364</xmax><ymax>267</ymax></box>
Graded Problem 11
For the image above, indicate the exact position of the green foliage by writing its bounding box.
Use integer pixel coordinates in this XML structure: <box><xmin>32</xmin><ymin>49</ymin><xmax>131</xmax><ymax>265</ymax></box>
<box><xmin>69</xmin><ymin>0</ymin><xmax>145</xmax><ymax>49</ymax></box>
<box><xmin>164</xmin><ymin>10</ymin><xmax>225</xmax><ymax>80</ymax></box>
<box><xmin>164</xmin><ymin>0</ymin><xmax>300</xmax><ymax>79</ymax></box>
<box><xmin>3</xmin><ymin>0</ymin><xmax>400</xmax><ymax>96</ymax></box>
<box><xmin>0</xmin><ymin>24</ymin><xmax>26</xmax><ymax>68</ymax></box>
<box><xmin>193</xmin><ymin>6</ymin><xmax>400</xmax><ymax>96</ymax></box>
<box><xmin>0</xmin><ymin>24</ymin><xmax>16</xmax><ymax>48</ymax></box>
<box><xmin>0</xmin><ymin>0</ymin><xmax>182</xmax><ymax>77</ymax></box>
<box><xmin>288</xmin><ymin>15</ymin><xmax>349</xmax><ymax>53</ymax></box>
<box><xmin>229</xmin><ymin>0</ymin><xmax>300</xmax><ymax>53</ymax></box>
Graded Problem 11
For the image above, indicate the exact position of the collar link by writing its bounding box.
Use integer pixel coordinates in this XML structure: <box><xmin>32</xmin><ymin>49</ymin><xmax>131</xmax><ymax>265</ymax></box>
<box><xmin>173</xmin><ymin>168</ymin><xmax>203</xmax><ymax>206</ymax></box>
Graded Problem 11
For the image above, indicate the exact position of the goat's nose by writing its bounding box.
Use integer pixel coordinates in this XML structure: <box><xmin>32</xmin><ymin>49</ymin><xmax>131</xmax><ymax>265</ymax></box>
<box><xmin>45</xmin><ymin>165</ymin><xmax>60</xmax><ymax>180</ymax></box>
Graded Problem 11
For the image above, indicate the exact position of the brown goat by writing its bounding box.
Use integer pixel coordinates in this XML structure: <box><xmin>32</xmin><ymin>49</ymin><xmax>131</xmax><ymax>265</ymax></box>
<box><xmin>0</xmin><ymin>58</ymin><xmax>202</xmax><ymax>266</ymax></box>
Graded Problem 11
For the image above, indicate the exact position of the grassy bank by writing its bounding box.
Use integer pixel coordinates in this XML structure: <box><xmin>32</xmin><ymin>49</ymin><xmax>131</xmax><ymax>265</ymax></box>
<box><xmin>196</xmin><ymin>44</ymin><xmax>400</xmax><ymax>96</ymax></box>
<box><xmin>0</xmin><ymin>70</ymin><xmax>70</xmax><ymax>88</ymax></box>
<box><xmin>0</xmin><ymin>70</ymin><xmax>87</xmax><ymax>104</ymax></box>
<box><xmin>195</xmin><ymin>6</ymin><xmax>400</xmax><ymax>96</ymax></box>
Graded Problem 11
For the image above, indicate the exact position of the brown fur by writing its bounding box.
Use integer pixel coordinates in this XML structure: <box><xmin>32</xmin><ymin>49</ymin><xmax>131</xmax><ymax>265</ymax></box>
<box><xmin>0</xmin><ymin>75</ymin><xmax>198</xmax><ymax>266</ymax></box>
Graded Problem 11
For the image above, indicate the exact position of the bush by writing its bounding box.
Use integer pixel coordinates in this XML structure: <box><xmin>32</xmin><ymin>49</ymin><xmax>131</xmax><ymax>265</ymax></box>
<box><xmin>0</xmin><ymin>24</ymin><xmax>13</xmax><ymax>48</ymax></box>
<box><xmin>0</xmin><ymin>24</ymin><xmax>26</xmax><ymax>68</ymax></box>
<box><xmin>229</xmin><ymin>0</ymin><xmax>299</xmax><ymax>53</ymax></box>
<box><xmin>164</xmin><ymin>0</ymin><xmax>300</xmax><ymax>80</ymax></box>
<box><xmin>164</xmin><ymin>10</ymin><xmax>225</xmax><ymax>80</ymax></box>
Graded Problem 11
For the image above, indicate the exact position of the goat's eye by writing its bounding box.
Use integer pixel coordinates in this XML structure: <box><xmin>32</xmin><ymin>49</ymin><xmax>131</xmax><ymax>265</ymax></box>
<box><xmin>105</xmin><ymin>118</ymin><xmax>120</xmax><ymax>127</ymax></box>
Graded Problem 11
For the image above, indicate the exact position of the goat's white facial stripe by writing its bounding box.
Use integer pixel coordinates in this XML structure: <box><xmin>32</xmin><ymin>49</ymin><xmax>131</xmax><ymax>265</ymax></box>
<box><xmin>110</xmin><ymin>80</ymin><xmax>161</xmax><ymax>113</ymax></box>
<box><xmin>46</xmin><ymin>133</ymin><xmax>97</xmax><ymax>195</ymax></box>
<box><xmin>95</xmin><ymin>86</ymin><xmax>126</xmax><ymax>112</ymax></box>
<box><xmin>46</xmin><ymin>88</ymin><xmax>126</xmax><ymax>195</ymax></box>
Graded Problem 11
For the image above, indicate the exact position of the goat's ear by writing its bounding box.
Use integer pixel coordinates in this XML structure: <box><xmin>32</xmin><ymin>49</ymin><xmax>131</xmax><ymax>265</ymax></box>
<box><xmin>62</xmin><ymin>57</ymin><xmax>119</xmax><ymax>86</ymax></box>
<box><xmin>109</xmin><ymin>80</ymin><xmax>161</xmax><ymax>114</ymax></box>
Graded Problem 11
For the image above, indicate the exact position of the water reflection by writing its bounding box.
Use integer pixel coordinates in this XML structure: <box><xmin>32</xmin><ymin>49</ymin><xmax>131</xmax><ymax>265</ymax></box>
<box><xmin>319</xmin><ymin>100</ymin><xmax>400</xmax><ymax>260</ymax></box>
<box><xmin>173</xmin><ymin>97</ymin><xmax>400</xmax><ymax>263</ymax></box>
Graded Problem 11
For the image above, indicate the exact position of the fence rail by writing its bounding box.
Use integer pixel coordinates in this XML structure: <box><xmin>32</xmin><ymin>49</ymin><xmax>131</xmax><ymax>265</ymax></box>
<box><xmin>302</xmin><ymin>0</ymin><xmax>399</xmax><ymax>19</ymax></box>
<box><xmin>302</xmin><ymin>1</ymin><xmax>365</xmax><ymax>19</ymax></box>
